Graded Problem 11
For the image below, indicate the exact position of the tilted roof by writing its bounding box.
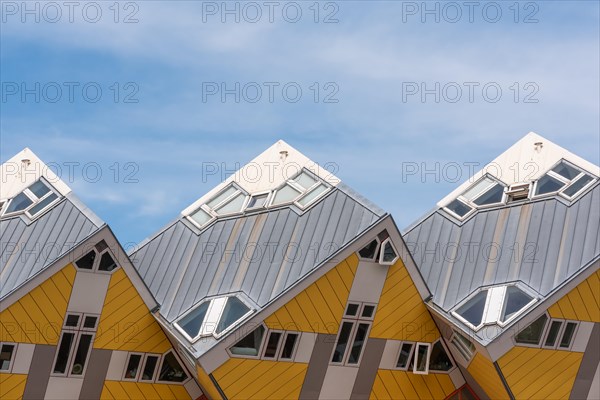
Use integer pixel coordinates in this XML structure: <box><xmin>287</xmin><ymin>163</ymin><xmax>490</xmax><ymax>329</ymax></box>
<box><xmin>0</xmin><ymin>148</ymin><xmax>104</xmax><ymax>300</ymax></box>
<box><xmin>404</xmin><ymin>133</ymin><xmax>600</xmax><ymax>344</ymax></box>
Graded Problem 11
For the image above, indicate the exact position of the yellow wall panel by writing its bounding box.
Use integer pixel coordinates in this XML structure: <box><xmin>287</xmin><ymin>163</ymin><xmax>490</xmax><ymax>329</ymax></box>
<box><xmin>264</xmin><ymin>254</ymin><xmax>358</xmax><ymax>334</ymax></box>
<box><xmin>94</xmin><ymin>269</ymin><xmax>171</xmax><ymax>353</ymax></box>
<box><xmin>212</xmin><ymin>358</ymin><xmax>307</xmax><ymax>400</ymax></box>
<box><xmin>0</xmin><ymin>264</ymin><xmax>76</xmax><ymax>345</ymax></box>
<box><xmin>548</xmin><ymin>270</ymin><xmax>600</xmax><ymax>322</ymax></box>
<box><xmin>0</xmin><ymin>373</ymin><xmax>27</xmax><ymax>400</ymax></box>
<box><xmin>369</xmin><ymin>370</ymin><xmax>455</xmax><ymax>400</ymax></box>
<box><xmin>370</xmin><ymin>259</ymin><xmax>439</xmax><ymax>342</ymax></box>
<box><xmin>100</xmin><ymin>381</ymin><xmax>192</xmax><ymax>400</ymax></box>
<box><xmin>466</xmin><ymin>353</ymin><xmax>510</xmax><ymax>400</ymax></box>
<box><xmin>498</xmin><ymin>346</ymin><xmax>583</xmax><ymax>399</ymax></box>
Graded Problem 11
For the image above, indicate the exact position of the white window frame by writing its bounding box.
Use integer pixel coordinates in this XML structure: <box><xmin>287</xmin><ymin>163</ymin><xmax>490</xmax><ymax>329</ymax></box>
<box><xmin>378</xmin><ymin>238</ymin><xmax>399</xmax><ymax>265</ymax></box>
<box><xmin>393</xmin><ymin>341</ymin><xmax>415</xmax><ymax>371</ymax></box>
<box><xmin>227</xmin><ymin>323</ymin><xmax>269</xmax><ymax>360</ymax></box>
<box><xmin>357</xmin><ymin>237</ymin><xmax>381</xmax><ymax>261</ymax></box>
<box><xmin>155</xmin><ymin>350</ymin><xmax>190</xmax><ymax>385</ymax></box>
<box><xmin>244</xmin><ymin>191</ymin><xmax>272</xmax><ymax>212</ymax></box>
<box><xmin>139</xmin><ymin>353</ymin><xmax>162</xmax><ymax>382</ymax></box>
<box><xmin>330</xmin><ymin>301</ymin><xmax>375</xmax><ymax>367</ymax></box>
<box><xmin>1</xmin><ymin>178</ymin><xmax>61</xmax><ymax>220</ymax></box>
<box><xmin>262</xmin><ymin>329</ymin><xmax>284</xmax><ymax>359</ymax></box>
<box><xmin>413</xmin><ymin>342</ymin><xmax>431</xmax><ymax>375</ymax></box>
<box><xmin>0</xmin><ymin>342</ymin><xmax>18</xmax><ymax>373</ymax></box>
<box><xmin>443</xmin><ymin>175</ymin><xmax>507</xmax><ymax>220</ymax></box>
<box><xmin>541</xmin><ymin>319</ymin><xmax>564</xmax><ymax>349</ymax></box>
<box><xmin>532</xmin><ymin>159</ymin><xmax>597</xmax><ymax>200</ymax></box>
<box><xmin>428</xmin><ymin>339</ymin><xmax>455</xmax><ymax>374</ymax></box>
<box><xmin>443</xmin><ymin>198</ymin><xmax>476</xmax><ymax>220</ymax></box>
<box><xmin>557</xmin><ymin>320</ymin><xmax>579</xmax><ymax>350</ymax></box>
<box><xmin>559</xmin><ymin>174</ymin><xmax>597</xmax><ymax>200</ymax></box>
<box><xmin>52</xmin><ymin>313</ymin><xmax>99</xmax><ymax>378</ymax></box>
<box><xmin>449</xmin><ymin>331</ymin><xmax>476</xmax><ymax>364</ymax></box>
<box><xmin>278</xmin><ymin>331</ymin><xmax>301</xmax><ymax>361</ymax></box>
<box><xmin>122</xmin><ymin>352</ymin><xmax>145</xmax><ymax>381</ymax></box>
<box><xmin>269</xmin><ymin>169</ymin><xmax>331</xmax><ymax>210</ymax></box>
<box><xmin>513</xmin><ymin>313</ymin><xmax>550</xmax><ymax>348</ymax></box>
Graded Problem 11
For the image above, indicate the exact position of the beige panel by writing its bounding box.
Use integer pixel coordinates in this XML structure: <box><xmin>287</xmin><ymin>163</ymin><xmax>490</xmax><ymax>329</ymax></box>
<box><xmin>105</xmin><ymin>350</ymin><xmax>128</xmax><ymax>381</ymax></box>
<box><xmin>319</xmin><ymin>365</ymin><xmax>359</xmax><ymax>400</ymax></box>
<box><xmin>348</xmin><ymin>261</ymin><xmax>389</xmax><ymax>304</ymax></box>
<box><xmin>67</xmin><ymin>272</ymin><xmax>111</xmax><ymax>314</ymax></box>
<box><xmin>184</xmin><ymin>378</ymin><xmax>204</xmax><ymax>399</ymax></box>
<box><xmin>588</xmin><ymin>363</ymin><xmax>600</xmax><ymax>400</ymax></box>
<box><xmin>379</xmin><ymin>340</ymin><xmax>401</xmax><ymax>370</ymax></box>
<box><xmin>12</xmin><ymin>343</ymin><xmax>35</xmax><ymax>374</ymax></box>
<box><xmin>295</xmin><ymin>332</ymin><xmax>317</xmax><ymax>364</ymax></box>
<box><xmin>572</xmin><ymin>322</ymin><xmax>595</xmax><ymax>353</ymax></box>
<box><xmin>44</xmin><ymin>377</ymin><xmax>84</xmax><ymax>400</ymax></box>
<box><xmin>449</xmin><ymin>367</ymin><xmax>466</xmax><ymax>388</ymax></box>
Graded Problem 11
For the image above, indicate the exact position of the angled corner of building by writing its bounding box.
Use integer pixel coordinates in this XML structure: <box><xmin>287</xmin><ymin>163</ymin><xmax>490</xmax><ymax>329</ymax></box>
<box><xmin>403</xmin><ymin>132</ymin><xmax>600</xmax><ymax>400</ymax></box>
<box><xmin>0</xmin><ymin>148</ymin><xmax>202</xmax><ymax>400</ymax></box>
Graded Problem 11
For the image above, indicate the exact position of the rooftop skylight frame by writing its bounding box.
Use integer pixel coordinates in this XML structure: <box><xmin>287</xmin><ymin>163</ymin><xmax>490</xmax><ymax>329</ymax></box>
<box><xmin>442</xmin><ymin>174</ymin><xmax>507</xmax><ymax>221</ymax></box>
<box><xmin>1</xmin><ymin>177</ymin><xmax>61</xmax><ymax>221</ymax></box>
<box><xmin>533</xmin><ymin>159</ymin><xmax>598</xmax><ymax>201</ymax></box>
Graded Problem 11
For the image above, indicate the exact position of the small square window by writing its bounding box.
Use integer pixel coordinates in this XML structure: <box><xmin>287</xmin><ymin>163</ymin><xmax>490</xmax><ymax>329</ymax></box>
<box><xmin>445</xmin><ymin>199</ymin><xmax>472</xmax><ymax>218</ymax></box>
<box><xmin>83</xmin><ymin>316</ymin><xmax>98</xmax><ymax>329</ymax></box>
<box><xmin>65</xmin><ymin>314</ymin><xmax>80</xmax><ymax>328</ymax></box>
<box><xmin>247</xmin><ymin>193</ymin><xmax>269</xmax><ymax>210</ymax></box>
<box><xmin>345</xmin><ymin>303</ymin><xmax>359</xmax><ymax>317</ymax></box>
<box><xmin>361</xmin><ymin>305</ymin><xmax>375</xmax><ymax>318</ymax></box>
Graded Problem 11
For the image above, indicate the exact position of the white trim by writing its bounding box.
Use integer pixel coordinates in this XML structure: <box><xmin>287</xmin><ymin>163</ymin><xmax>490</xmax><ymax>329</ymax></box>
<box><xmin>393</xmin><ymin>341</ymin><xmax>415</xmax><ymax>371</ymax></box>
<box><xmin>541</xmin><ymin>319</ymin><xmax>563</xmax><ymax>349</ymax></box>
<box><xmin>429</xmin><ymin>339</ymin><xmax>456</xmax><ymax>374</ymax></box>
<box><xmin>226</xmin><ymin>323</ymin><xmax>268</xmax><ymax>360</ymax></box>
<box><xmin>557</xmin><ymin>320</ymin><xmax>579</xmax><ymax>350</ymax></box>
<box><xmin>122</xmin><ymin>352</ymin><xmax>144</xmax><ymax>381</ymax></box>
<box><xmin>279</xmin><ymin>331</ymin><xmax>300</xmax><ymax>361</ymax></box>
<box><xmin>155</xmin><ymin>350</ymin><xmax>191</xmax><ymax>385</ymax></box>
<box><xmin>262</xmin><ymin>330</ymin><xmax>284</xmax><ymax>359</ymax></box>
<box><xmin>357</xmin><ymin>237</ymin><xmax>381</xmax><ymax>261</ymax></box>
<box><xmin>139</xmin><ymin>353</ymin><xmax>161</xmax><ymax>382</ymax></box>
<box><xmin>413</xmin><ymin>342</ymin><xmax>431</xmax><ymax>375</ymax></box>
<box><xmin>378</xmin><ymin>238</ymin><xmax>399</xmax><ymax>265</ymax></box>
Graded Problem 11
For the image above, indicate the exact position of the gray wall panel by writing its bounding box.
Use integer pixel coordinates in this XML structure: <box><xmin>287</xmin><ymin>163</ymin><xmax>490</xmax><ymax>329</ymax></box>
<box><xmin>350</xmin><ymin>338</ymin><xmax>386</xmax><ymax>400</ymax></box>
<box><xmin>22</xmin><ymin>344</ymin><xmax>55</xmax><ymax>400</ymax></box>
<box><xmin>299</xmin><ymin>334</ymin><xmax>336</xmax><ymax>400</ymax></box>
<box><xmin>80</xmin><ymin>349</ymin><xmax>112</xmax><ymax>400</ymax></box>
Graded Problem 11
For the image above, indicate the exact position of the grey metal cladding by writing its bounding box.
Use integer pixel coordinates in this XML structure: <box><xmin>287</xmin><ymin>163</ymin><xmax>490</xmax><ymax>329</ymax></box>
<box><xmin>0</xmin><ymin>198</ymin><xmax>103</xmax><ymax>299</ymax></box>
<box><xmin>404</xmin><ymin>184</ymin><xmax>600</xmax><ymax>312</ymax></box>
<box><xmin>130</xmin><ymin>188</ymin><xmax>383</xmax><ymax>322</ymax></box>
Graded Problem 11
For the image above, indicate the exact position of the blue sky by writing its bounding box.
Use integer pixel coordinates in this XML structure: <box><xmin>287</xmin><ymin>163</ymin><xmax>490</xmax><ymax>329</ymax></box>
<box><xmin>2</xmin><ymin>0</ymin><xmax>599</xmax><ymax>246</ymax></box>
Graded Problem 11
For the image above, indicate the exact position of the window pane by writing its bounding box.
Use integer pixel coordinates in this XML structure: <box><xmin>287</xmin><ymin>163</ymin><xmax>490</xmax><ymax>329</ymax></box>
<box><xmin>559</xmin><ymin>322</ymin><xmax>577</xmax><ymax>348</ymax></box>
<box><xmin>381</xmin><ymin>241</ymin><xmax>397</xmax><ymax>263</ymax></box>
<box><xmin>563</xmin><ymin>174</ymin><xmax>594</xmax><ymax>197</ymax></box>
<box><xmin>473</xmin><ymin>183</ymin><xmax>504</xmax><ymax>206</ymax></box>
<box><xmin>125</xmin><ymin>354</ymin><xmax>142</xmax><ymax>379</ymax></box>
<box><xmin>345</xmin><ymin>303</ymin><xmax>359</xmax><ymax>316</ymax></box>
<box><xmin>446</xmin><ymin>199</ymin><xmax>472</xmax><ymax>217</ymax></box>
<box><xmin>141</xmin><ymin>356</ymin><xmax>159</xmax><ymax>381</ymax></box>
<box><xmin>75</xmin><ymin>250</ymin><xmax>96</xmax><ymax>270</ymax></box>
<box><xmin>215</xmin><ymin>193</ymin><xmax>246</xmax><ymax>215</ymax></box>
<box><xmin>216</xmin><ymin>297</ymin><xmax>250</xmax><ymax>334</ymax></box>
<box><xmin>6</xmin><ymin>192</ymin><xmax>33</xmax><ymax>213</ymax></box>
<box><xmin>190</xmin><ymin>208</ymin><xmax>212</xmax><ymax>227</ymax></box>
<box><xmin>95</xmin><ymin>240</ymin><xmax>109</xmax><ymax>252</ymax></box>
<box><xmin>396</xmin><ymin>343</ymin><xmax>413</xmax><ymax>369</ymax></box>
<box><xmin>362</xmin><ymin>305</ymin><xmax>375</xmax><ymax>318</ymax></box>
<box><xmin>463</xmin><ymin>177</ymin><xmax>495</xmax><ymax>200</ymax></box>
<box><xmin>207</xmin><ymin>186</ymin><xmax>238</xmax><ymax>208</ymax></box>
<box><xmin>358</xmin><ymin>239</ymin><xmax>379</xmax><ymax>260</ymax></box>
<box><xmin>348</xmin><ymin>323</ymin><xmax>369</xmax><ymax>364</ymax></box>
<box><xmin>29</xmin><ymin>180</ymin><xmax>51</xmax><ymax>198</ymax></box>
<box><xmin>292</xmin><ymin>171</ymin><xmax>317</xmax><ymax>190</ymax></box>
<box><xmin>281</xmin><ymin>333</ymin><xmax>298</xmax><ymax>359</ymax></box>
<box><xmin>544</xmin><ymin>321</ymin><xmax>563</xmax><ymax>347</ymax></box>
<box><xmin>552</xmin><ymin>162</ymin><xmax>580</xmax><ymax>180</ymax></box>
<box><xmin>272</xmin><ymin>184</ymin><xmax>301</xmax><ymax>205</ymax></box>
<box><xmin>429</xmin><ymin>341</ymin><xmax>453</xmax><ymax>371</ymax></box>
<box><xmin>297</xmin><ymin>183</ymin><xmax>328</xmax><ymax>207</ymax></box>
<box><xmin>53</xmin><ymin>332</ymin><xmax>75</xmax><ymax>374</ymax></box>
<box><xmin>0</xmin><ymin>344</ymin><xmax>15</xmax><ymax>371</ymax></box>
<box><xmin>456</xmin><ymin>290</ymin><xmax>488</xmax><ymax>327</ymax></box>
<box><xmin>414</xmin><ymin>344</ymin><xmax>429</xmax><ymax>373</ymax></box>
<box><xmin>177</xmin><ymin>301</ymin><xmax>210</xmax><ymax>339</ymax></box>
<box><xmin>83</xmin><ymin>316</ymin><xmax>98</xmax><ymax>329</ymax></box>
<box><xmin>247</xmin><ymin>194</ymin><xmax>268</xmax><ymax>209</ymax></box>
<box><xmin>515</xmin><ymin>314</ymin><xmax>548</xmax><ymax>345</ymax></box>
<box><xmin>158</xmin><ymin>352</ymin><xmax>188</xmax><ymax>382</ymax></box>
<box><xmin>29</xmin><ymin>193</ymin><xmax>58</xmax><ymax>216</ymax></box>
<box><xmin>263</xmin><ymin>332</ymin><xmax>282</xmax><ymax>358</ymax></box>
<box><xmin>535</xmin><ymin>174</ymin><xmax>565</xmax><ymax>195</ymax></box>
<box><xmin>98</xmin><ymin>252</ymin><xmax>117</xmax><ymax>272</ymax></box>
<box><xmin>65</xmin><ymin>314</ymin><xmax>80</xmax><ymax>327</ymax></box>
<box><xmin>231</xmin><ymin>325</ymin><xmax>265</xmax><ymax>356</ymax></box>
<box><xmin>70</xmin><ymin>334</ymin><xmax>93</xmax><ymax>375</ymax></box>
<box><xmin>332</xmin><ymin>322</ymin><xmax>353</xmax><ymax>363</ymax></box>
<box><xmin>500</xmin><ymin>286</ymin><xmax>533</xmax><ymax>322</ymax></box>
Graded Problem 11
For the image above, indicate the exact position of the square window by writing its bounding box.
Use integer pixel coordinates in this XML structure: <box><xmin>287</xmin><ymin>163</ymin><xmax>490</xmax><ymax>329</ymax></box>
<box><xmin>0</xmin><ymin>344</ymin><xmax>16</xmax><ymax>371</ymax></box>
<box><xmin>65</xmin><ymin>314</ymin><xmax>81</xmax><ymax>328</ymax></box>
<box><xmin>83</xmin><ymin>316</ymin><xmax>98</xmax><ymax>329</ymax></box>
<box><xmin>345</xmin><ymin>303</ymin><xmax>359</xmax><ymax>317</ymax></box>
<box><xmin>280</xmin><ymin>333</ymin><xmax>299</xmax><ymax>360</ymax></box>
<box><xmin>361</xmin><ymin>305</ymin><xmax>375</xmax><ymax>318</ymax></box>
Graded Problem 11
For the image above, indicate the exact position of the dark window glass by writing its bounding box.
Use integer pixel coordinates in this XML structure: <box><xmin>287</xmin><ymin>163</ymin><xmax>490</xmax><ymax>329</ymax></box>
<box><xmin>332</xmin><ymin>322</ymin><xmax>353</xmax><ymax>363</ymax></box>
<box><xmin>29</xmin><ymin>180</ymin><xmax>51</xmax><ymax>198</ymax></box>
<box><xmin>414</xmin><ymin>344</ymin><xmax>429</xmax><ymax>372</ymax></box>
<box><xmin>362</xmin><ymin>305</ymin><xmax>375</xmax><ymax>318</ymax></box>
<box><xmin>552</xmin><ymin>162</ymin><xmax>580</xmax><ymax>180</ymax></box>
<box><xmin>230</xmin><ymin>325</ymin><xmax>265</xmax><ymax>356</ymax></box>
<box><xmin>0</xmin><ymin>344</ymin><xmax>15</xmax><ymax>371</ymax></box>
<box><xmin>358</xmin><ymin>239</ymin><xmax>378</xmax><ymax>259</ymax></box>
<box><xmin>535</xmin><ymin>174</ymin><xmax>565</xmax><ymax>195</ymax></box>
<box><xmin>544</xmin><ymin>321</ymin><xmax>563</xmax><ymax>347</ymax></box>
<box><xmin>280</xmin><ymin>333</ymin><xmax>298</xmax><ymax>359</ymax></box>
<box><xmin>456</xmin><ymin>290</ymin><xmax>488</xmax><ymax>326</ymax></box>
<box><xmin>381</xmin><ymin>241</ymin><xmax>397</xmax><ymax>263</ymax></box>
<box><xmin>6</xmin><ymin>192</ymin><xmax>33</xmax><ymax>213</ymax></box>
<box><xmin>429</xmin><ymin>341</ymin><xmax>453</xmax><ymax>371</ymax></box>
<box><xmin>29</xmin><ymin>193</ymin><xmax>58</xmax><ymax>216</ymax></box>
<box><xmin>345</xmin><ymin>303</ymin><xmax>359</xmax><ymax>316</ymax></box>
<box><xmin>158</xmin><ymin>352</ymin><xmax>188</xmax><ymax>382</ymax></box>
<box><xmin>53</xmin><ymin>332</ymin><xmax>75</xmax><ymax>374</ymax></box>
<box><xmin>70</xmin><ymin>334</ymin><xmax>93</xmax><ymax>375</ymax></box>
<box><xmin>141</xmin><ymin>355</ymin><xmax>159</xmax><ymax>381</ymax></box>
<box><xmin>83</xmin><ymin>316</ymin><xmax>98</xmax><ymax>329</ymax></box>
<box><xmin>559</xmin><ymin>322</ymin><xmax>577</xmax><ymax>348</ymax></box>
<box><xmin>216</xmin><ymin>297</ymin><xmax>250</xmax><ymax>334</ymax></box>
<box><xmin>473</xmin><ymin>183</ymin><xmax>504</xmax><ymax>206</ymax></box>
<box><xmin>563</xmin><ymin>174</ymin><xmax>594</xmax><ymax>197</ymax></box>
<box><xmin>95</xmin><ymin>240</ymin><xmax>109</xmax><ymax>252</ymax></box>
<box><xmin>263</xmin><ymin>332</ymin><xmax>282</xmax><ymax>358</ymax></box>
<box><xmin>396</xmin><ymin>343</ymin><xmax>413</xmax><ymax>369</ymax></box>
<box><xmin>348</xmin><ymin>323</ymin><xmax>369</xmax><ymax>364</ymax></box>
<box><xmin>76</xmin><ymin>250</ymin><xmax>96</xmax><ymax>270</ymax></box>
<box><xmin>515</xmin><ymin>314</ymin><xmax>548</xmax><ymax>345</ymax></box>
<box><xmin>98</xmin><ymin>252</ymin><xmax>117</xmax><ymax>272</ymax></box>
<box><xmin>125</xmin><ymin>354</ymin><xmax>142</xmax><ymax>379</ymax></box>
<box><xmin>65</xmin><ymin>314</ymin><xmax>80</xmax><ymax>327</ymax></box>
<box><xmin>178</xmin><ymin>301</ymin><xmax>210</xmax><ymax>339</ymax></box>
<box><xmin>446</xmin><ymin>199</ymin><xmax>472</xmax><ymax>217</ymax></box>
<box><xmin>500</xmin><ymin>286</ymin><xmax>533</xmax><ymax>322</ymax></box>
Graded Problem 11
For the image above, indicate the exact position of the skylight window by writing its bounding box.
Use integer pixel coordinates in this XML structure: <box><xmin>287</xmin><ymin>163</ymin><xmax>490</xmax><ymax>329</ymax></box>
<box><xmin>1</xmin><ymin>179</ymin><xmax>60</xmax><ymax>219</ymax></box>
<box><xmin>175</xmin><ymin>295</ymin><xmax>253</xmax><ymax>342</ymax></box>
<box><xmin>188</xmin><ymin>184</ymin><xmax>249</xmax><ymax>229</ymax></box>
<box><xmin>453</xmin><ymin>284</ymin><xmax>536</xmax><ymax>330</ymax></box>
<box><xmin>443</xmin><ymin>175</ymin><xmax>506</xmax><ymax>220</ymax></box>
<box><xmin>271</xmin><ymin>169</ymin><xmax>330</xmax><ymax>209</ymax></box>
<box><xmin>533</xmin><ymin>160</ymin><xmax>597</xmax><ymax>199</ymax></box>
